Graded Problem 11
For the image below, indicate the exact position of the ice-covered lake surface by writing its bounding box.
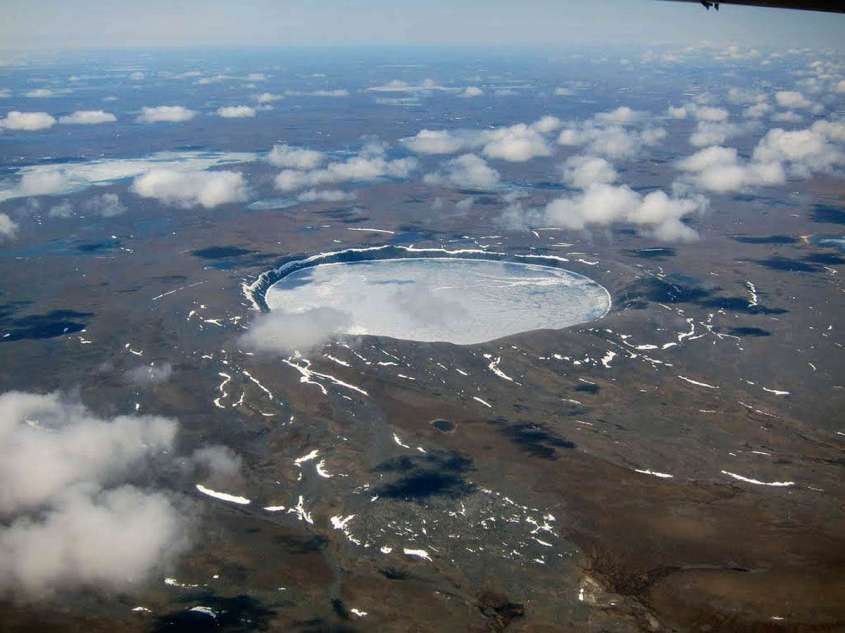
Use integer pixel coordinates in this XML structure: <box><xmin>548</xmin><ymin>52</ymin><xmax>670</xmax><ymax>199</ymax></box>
<box><xmin>265</xmin><ymin>258</ymin><xmax>611</xmax><ymax>344</ymax></box>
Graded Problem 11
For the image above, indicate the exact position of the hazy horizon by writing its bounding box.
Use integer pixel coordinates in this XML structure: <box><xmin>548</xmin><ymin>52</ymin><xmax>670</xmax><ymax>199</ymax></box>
<box><xmin>3</xmin><ymin>0</ymin><xmax>844</xmax><ymax>53</ymax></box>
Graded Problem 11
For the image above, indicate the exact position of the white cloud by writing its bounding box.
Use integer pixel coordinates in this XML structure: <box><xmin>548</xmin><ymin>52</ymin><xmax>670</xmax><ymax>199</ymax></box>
<box><xmin>285</xmin><ymin>89</ymin><xmax>349</xmax><ymax>97</ymax></box>
<box><xmin>216</xmin><ymin>105</ymin><xmax>256</xmax><ymax>119</ymax></box>
<box><xmin>727</xmin><ymin>88</ymin><xmax>767</xmax><ymax>105</ymax></box>
<box><xmin>423</xmin><ymin>154</ymin><xmax>500</xmax><ymax>190</ymax></box>
<box><xmin>246</xmin><ymin>73</ymin><xmax>267</xmax><ymax>82</ymax></box>
<box><xmin>694</xmin><ymin>106</ymin><xmax>729</xmax><ymax>122</ymax></box>
<box><xmin>0</xmin><ymin>213</ymin><xmax>18</xmax><ymax>240</ymax></box>
<box><xmin>401</xmin><ymin>117</ymin><xmax>559</xmax><ymax>162</ymax></box>
<box><xmin>268</xmin><ymin>144</ymin><xmax>325</xmax><ymax>170</ymax></box>
<box><xmin>48</xmin><ymin>201</ymin><xmax>74</xmax><ymax>218</ymax></box>
<box><xmin>558</xmin><ymin>124</ymin><xmax>665</xmax><ymax>160</ymax></box>
<box><xmin>481</xmin><ymin>123</ymin><xmax>551</xmax><ymax>162</ymax></box>
<box><xmin>297</xmin><ymin>189</ymin><xmax>356</xmax><ymax>202</ymax></box>
<box><xmin>83</xmin><ymin>192</ymin><xmax>127</xmax><ymax>217</ymax></box>
<box><xmin>195</xmin><ymin>74</ymin><xmax>231</xmax><ymax>85</ymax></box>
<box><xmin>240</xmin><ymin>308</ymin><xmax>350</xmax><ymax>355</ymax></box>
<box><xmin>131</xmin><ymin>169</ymin><xmax>247</xmax><ymax>208</ymax></box>
<box><xmin>24</xmin><ymin>88</ymin><xmax>56</xmax><ymax>98</ymax></box>
<box><xmin>0</xmin><ymin>151</ymin><xmax>257</xmax><ymax>204</ymax></box>
<box><xmin>679</xmin><ymin>118</ymin><xmax>845</xmax><ymax>193</ymax></box>
<box><xmin>557</xmin><ymin>106</ymin><xmax>665</xmax><ymax>160</ymax></box>
<box><xmin>0</xmin><ymin>391</ymin><xmax>188</xmax><ymax>597</ymax></box>
<box><xmin>689</xmin><ymin>121</ymin><xmax>745</xmax><ymax>147</ymax></box>
<box><xmin>667</xmin><ymin>105</ymin><xmax>688</xmax><ymax>119</ymax></box>
<box><xmin>18</xmin><ymin>170</ymin><xmax>73</xmax><ymax>196</ymax></box>
<box><xmin>561</xmin><ymin>155</ymin><xmax>618</xmax><ymax>188</ymax></box>
<box><xmin>554</xmin><ymin>87</ymin><xmax>574</xmax><ymax>97</ymax></box>
<box><xmin>274</xmin><ymin>145</ymin><xmax>416</xmax><ymax>192</ymax></box>
<box><xmin>0</xmin><ymin>111</ymin><xmax>56</xmax><ymax>131</ymax></box>
<box><xmin>594</xmin><ymin>106</ymin><xmax>643</xmax><ymax>126</ymax></box>
<box><xmin>254</xmin><ymin>92</ymin><xmax>283</xmax><ymax>104</ymax></box>
<box><xmin>543</xmin><ymin>183</ymin><xmax>705</xmax><ymax>242</ymax></box>
<box><xmin>125</xmin><ymin>363</ymin><xmax>173</xmax><ymax>386</ymax></box>
<box><xmin>771</xmin><ymin>111</ymin><xmax>803</xmax><ymax>123</ymax></box>
<box><xmin>459</xmin><ymin>86</ymin><xmax>483</xmax><ymax>98</ymax></box>
<box><xmin>676</xmin><ymin>145</ymin><xmax>785</xmax><ymax>193</ymax></box>
<box><xmin>744</xmin><ymin>102</ymin><xmax>772</xmax><ymax>119</ymax></box>
<box><xmin>0</xmin><ymin>391</ymin><xmax>177</xmax><ymax>513</ymax></box>
<box><xmin>532</xmin><ymin>116</ymin><xmax>562</xmax><ymax>134</ymax></box>
<box><xmin>58</xmin><ymin>110</ymin><xmax>116</xmax><ymax>125</ymax></box>
<box><xmin>752</xmin><ymin>122</ymin><xmax>845</xmax><ymax>177</ymax></box>
<box><xmin>366</xmin><ymin>78</ymin><xmax>450</xmax><ymax>94</ymax></box>
<box><xmin>835</xmin><ymin>79</ymin><xmax>845</xmax><ymax>94</ymax></box>
<box><xmin>136</xmin><ymin>105</ymin><xmax>196</xmax><ymax>123</ymax></box>
<box><xmin>775</xmin><ymin>90</ymin><xmax>812</xmax><ymax>109</ymax></box>
<box><xmin>400</xmin><ymin>129</ymin><xmax>470</xmax><ymax>155</ymax></box>
<box><xmin>129</xmin><ymin>71</ymin><xmax>145</xmax><ymax>81</ymax></box>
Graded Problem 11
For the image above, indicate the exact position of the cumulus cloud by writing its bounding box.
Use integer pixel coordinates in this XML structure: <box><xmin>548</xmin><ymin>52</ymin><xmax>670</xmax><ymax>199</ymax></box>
<box><xmin>558</xmin><ymin>123</ymin><xmax>665</xmax><ymax>160</ymax></box>
<box><xmin>47</xmin><ymin>201</ymin><xmax>74</xmax><ymax>218</ymax></box>
<box><xmin>676</xmin><ymin>145</ymin><xmax>785</xmax><ymax>193</ymax></box>
<box><xmin>0</xmin><ymin>111</ymin><xmax>56</xmax><ymax>131</ymax></box>
<box><xmin>297</xmin><ymin>189</ymin><xmax>356</xmax><ymax>202</ymax></box>
<box><xmin>131</xmin><ymin>169</ymin><xmax>247</xmax><ymax>208</ymax></box>
<box><xmin>58</xmin><ymin>110</ymin><xmax>116</xmax><ymax>125</ymax></box>
<box><xmin>0</xmin><ymin>213</ymin><xmax>18</xmax><ymax>240</ymax></box>
<box><xmin>459</xmin><ymin>86</ymin><xmax>483</xmax><ymax>98</ymax></box>
<box><xmin>667</xmin><ymin>105</ymin><xmax>688</xmax><ymax>119</ymax></box>
<box><xmin>0</xmin><ymin>391</ymin><xmax>188</xmax><ymax>598</ymax></box>
<box><xmin>274</xmin><ymin>144</ymin><xmax>416</xmax><ymax>192</ymax></box>
<box><xmin>25</xmin><ymin>88</ymin><xmax>57</xmax><ymax>98</ymax></box>
<box><xmin>83</xmin><ymin>193</ymin><xmax>127</xmax><ymax>217</ymax></box>
<box><xmin>727</xmin><ymin>87</ymin><xmax>768</xmax><ymax>105</ymax></box>
<box><xmin>556</xmin><ymin>106</ymin><xmax>666</xmax><ymax>160</ymax></box>
<box><xmin>216</xmin><ymin>105</ymin><xmax>256</xmax><ymax>119</ymax></box>
<box><xmin>17</xmin><ymin>170</ymin><xmax>72</xmax><ymax>196</ymax></box>
<box><xmin>401</xmin><ymin>117</ymin><xmax>556</xmax><ymax>162</ymax></box>
<box><xmin>693</xmin><ymin>106</ymin><xmax>729</xmax><ymax>122</ymax></box>
<box><xmin>594</xmin><ymin>106</ymin><xmax>643</xmax><ymax>126</ymax></box>
<box><xmin>775</xmin><ymin>90</ymin><xmax>812</xmax><ymax>109</ymax></box>
<box><xmin>366</xmin><ymin>78</ymin><xmax>450</xmax><ymax>94</ymax></box>
<box><xmin>284</xmin><ymin>89</ymin><xmax>349</xmax><ymax>97</ymax></box>
<box><xmin>254</xmin><ymin>92</ymin><xmax>283</xmax><ymax>104</ymax></box>
<box><xmin>532</xmin><ymin>115</ymin><xmax>562</xmax><ymax>134</ymax></box>
<box><xmin>771</xmin><ymin>111</ymin><xmax>803</xmax><ymax>123</ymax></box>
<box><xmin>543</xmin><ymin>183</ymin><xmax>705</xmax><ymax>242</ymax></box>
<box><xmin>0</xmin><ymin>486</ymin><xmax>185</xmax><ymax>598</ymax></box>
<box><xmin>188</xmin><ymin>446</ymin><xmax>242</xmax><ymax>486</ymax></box>
<box><xmin>423</xmin><ymin>154</ymin><xmax>500</xmax><ymax>190</ymax></box>
<box><xmin>240</xmin><ymin>307</ymin><xmax>350</xmax><ymax>355</ymax></box>
<box><xmin>0</xmin><ymin>151</ymin><xmax>258</xmax><ymax>205</ymax></box>
<box><xmin>268</xmin><ymin>144</ymin><xmax>325</xmax><ymax>170</ymax></box>
<box><xmin>136</xmin><ymin>106</ymin><xmax>196</xmax><ymax>123</ymax></box>
<box><xmin>689</xmin><ymin>121</ymin><xmax>746</xmax><ymax>147</ymax></box>
<box><xmin>124</xmin><ymin>362</ymin><xmax>173</xmax><ymax>386</ymax></box>
<box><xmin>753</xmin><ymin>121</ymin><xmax>845</xmax><ymax>176</ymax></box>
<box><xmin>744</xmin><ymin>102</ymin><xmax>772</xmax><ymax>119</ymax></box>
<box><xmin>400</xmin><ymin>129</ymin><xmax>471</xmax><ymax>155</ymax></box>
<box><xmin>481</xmin><ymin>123</ymin><xmax>552</xmax><ymax>161</ymax></box>
<box><xmin>561</xmin><ymin>155</ymin><xmax>618</xmax><ymax>188</ymax></box>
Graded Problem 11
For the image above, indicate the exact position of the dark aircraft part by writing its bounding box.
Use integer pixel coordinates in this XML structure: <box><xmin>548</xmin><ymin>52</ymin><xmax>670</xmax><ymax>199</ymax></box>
<box><xmin>665</xmin><ymin>0</ymin><xmax>845</xmax><ymax>13</ymax></box>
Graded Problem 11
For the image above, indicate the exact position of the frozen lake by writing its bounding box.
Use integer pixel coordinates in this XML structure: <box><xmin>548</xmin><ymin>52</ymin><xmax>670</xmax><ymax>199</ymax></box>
<box><xmin>265</xmin><ymin>258</ymin><xmax>611</xmax><ymax>345</ymax></box>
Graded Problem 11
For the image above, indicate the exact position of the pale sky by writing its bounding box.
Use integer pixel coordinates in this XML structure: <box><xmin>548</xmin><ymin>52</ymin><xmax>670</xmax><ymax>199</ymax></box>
<box><xmin>2</xmin><ymin>0</ymin><xmax>844</xmax><ymax>51</ymax></box>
